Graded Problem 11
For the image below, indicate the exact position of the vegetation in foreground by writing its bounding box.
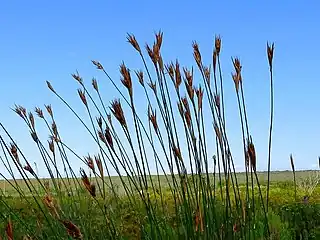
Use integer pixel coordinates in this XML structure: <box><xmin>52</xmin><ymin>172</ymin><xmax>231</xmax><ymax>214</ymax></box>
<box><xmin>0</xmin><ymin>32</ymin><xmax>319</xmax><ymax>239</ymax></box>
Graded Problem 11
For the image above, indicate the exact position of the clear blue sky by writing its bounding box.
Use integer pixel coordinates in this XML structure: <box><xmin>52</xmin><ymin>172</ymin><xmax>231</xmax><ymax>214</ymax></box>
<box><xmin>1</xmin><ymin>1</ymin><xmax>319</xmax><ymax>178</ymax></box>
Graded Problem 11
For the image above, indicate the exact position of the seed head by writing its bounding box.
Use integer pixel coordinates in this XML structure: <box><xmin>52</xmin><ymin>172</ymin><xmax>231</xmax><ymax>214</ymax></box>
<box><xmin>72</xmin><ymin>72</ymin><xmax>83</xmax><ymax>84</ymax></box>
<box><xmin>155</xmin><ymin>30</ymin><xmax>163</xmax><ymax>50</ymax></box>
<box><xmin>80</xmin><ymin>168</ymin><xmax>96</xmax><ymax>198</ymax></box>
<box><xmin>184</xmin><ymin>110</ymin><xmax>192</xmax><ymax>129</ymax></box>
<box><xmin>248</xmin><ymin>140</ymin><xmax>256</xmax><ymax>171</ymax></box>
<box><xmin>135</xmin><ymin>70</ymin><xmax>144</xmax><ymax>86</ymax></box>
<box><xmin>148</xmin><ymin>81</ymin><xmax>157</xmax><ymax>93</ymax></box>
<box><xmin>52</xmin><ymin>122</ymin><xmax>58</xmax><ymax>137</ymax></box>
<box><xmin>232</xmin><ymin>72</ymin><xmax>240</xmax><ymax>92</ymax></box>
<box><xmin>183</xmin><ymin>67</ymin><xmax>193</xmax><ymax>86</ymax></box>
<box><xmin>48</xmin><ymin>139</ymin><xmax>55</xmax><ymax>154</ymax></box>
<box><xmin>120</xmin><ymin>63</ymin><xmax>133</xmax><ymax>96</ymax></box>
<box><xmin>29</xmin><ymin>112</ymin><xmax>35</xmax><ymax>129</ymax></box>
<box><xmin>92</xmin><ymin>60</ymin><xmax>104</xmax><ymax>70</ymax></box>
<box><xmin>46</xmin><ymin>81</ymin><xmax>55</xmax><ymax>93</ymax></box>
<box><xmin>45</xmin><ymin>105</ymin><xmax>53</xmax><ymax>117</ymax></box>
<box><xmin>24</xmin><ymin>163</ymin><xmax>35</xmax><ymax>176</ymax></box>
<box><xmin>181</xmin><ymin>97</ymin><xmax>190</xmax><ymax>114</ymax></box>
<box><xmin>85</xmin><ymin>155</ymin><xmax>95</xmax><ymax>172</ymax></box>
<box><xmin>94</xmin><ymin>155</ymin><xmax>103</xmax><ymax>177</ymax></box>
<box><xmin>96</xmin><ymin>116</ymin><xmax>103</xmax><ymax>129</ymax></box>
<box><xmin>105</xmin><ymin>127</ymin><xmax>114</xmax><ymax>150</ymax></box>
<box><xmin>13</xmin><ymin>105</ymin><xmax>27</xmax><ymax>119</ymax></box>
<box><xmin>61</xmin><ymin>220</ymin><xmax>83</xmax><ymax>239</ymax></box>
<box><xmin>148</xmin><ymin>106</ymin><xmax>158</xmax><ymax>133</ymax></box>
<box><xmin>203</xmin><ymin>65</ymin><xmax>211</xmax><ymax>85</ymax></box>
<box><xmin>35</xmin><ymin>107</ymin><xmax>44</xmax><ymax>118</ymax></box>
<box><xmin>5</xmin><ymin>219</ymin><xmax>13</xmax><ymax>240</ymax></box>
<box><xmin>145</xmin><ymin>44</ymin><xmax>155</xmax><ymax>63</ymax></box>
<box><xmin>184</xmin><ymin>78</ymin><xmax>194</xmax><ymax>101</ymax></box>
<box><xmin>92</xmin><ymin>78</ymin><xmax>98</xmax><ymax>92</ymax></box>
<box><xmin>166</xmin><ymin>62</ymin><xmax>175</xmax><ymax>80</ymax></box>
<box><xmin>30</xmin><ymin>131</ymin><xmax>39</xmax><ymax>143</ymax></box>
<box><xmin>196</xmin><ymin>87</ymin><xmax>204</xmax><ymax>110</ymax></box>
<box><xmin>110</xmin><ymin>99</ymin><xmax>126</xmax><ymax>127</ymax></box>
<box><xmin>213</xmin><ymin>50</ymin><xmax>217</xmax><ymax>73</ymax></box>
<box><xmin>10</xmin><ymin>143</ymin><xmax>20</xmax><ymax>166</ymax></box>
<box><xmin>267</xmin><ymin>42</ymin><xmax>275</xmax><ymax>70</ymax></box>
<box><xmin>77</xmin><ymin>89</ymin><xmax>87</xmax><ymax>106</ymax></box>
<box><xmin>232</xmin><ymin>57</ymin><xmax>242</xmax><ymax>75</ymax></box>
<box><xmin>126</xmin><ymin>34</ymin><xmax>141</xmax><ymax>53</ymax></box>
<box><xmin>192</xmin><ymin>42</ymin><xmax>202</xmax><ymax>69</ymax></box>
<box><xmin>214</xmin><ymin>93</ymin><xmax>221</xmax><ymax>111</ymax></box>
<box><xmin>173</xmin><ymin>146</ymin><xmax>183</xmax><ymax>162</ymax></box>
<box><xmin>177</xmin><ymin>101</ymin><xmax>184</xmax><ymax>117</ymax></box>
<box><xmin>152</xmin><ymin>41</ymin><xmax>160</xmax><ymax>64</ymax></box>
<box><xmin>215</xmin><ymin>35</ymin><xmax>221</xmax><ymax>55</ymax></box>
<box><xmin>175</xmin><ymin>60</ymin><xmax>182</xmax><ymax>89</ymax></box>
<box><xmin>214</xmin><ymin>123</ymin><xmax>222</xmax><ymax>144</ymax></box>
<box><xmin>43</xmin><ymin>194</ymin><xmax>60</xmax><ymax>219</ymax></box>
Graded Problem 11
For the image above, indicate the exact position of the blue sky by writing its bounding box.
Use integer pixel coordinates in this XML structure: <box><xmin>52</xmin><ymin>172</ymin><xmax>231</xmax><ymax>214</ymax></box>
<box><xmin>0</xmin><ymin>1</ymin><xmax>320</xmax><ymax>178</ymax></box>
